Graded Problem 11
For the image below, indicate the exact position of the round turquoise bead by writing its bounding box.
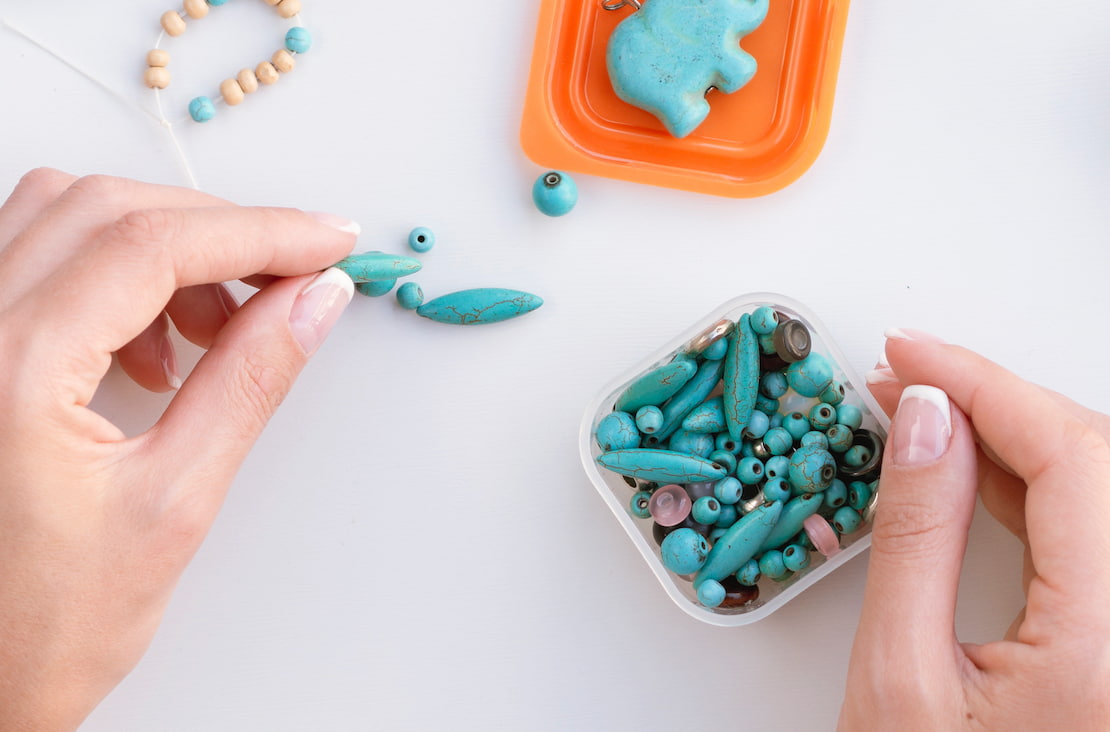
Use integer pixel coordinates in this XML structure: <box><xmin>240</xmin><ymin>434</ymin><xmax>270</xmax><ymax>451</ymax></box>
<box><xmin>757</xmin><ymin>331</ymin><xmax>777</xmax><ymax>355</ymax></box>
<box><xmin>826</xmin><ymin>424</ymin><xmax>853</xmax><ymax>452</ymax></box>
<box><xmin>800</xmin><ymin>430</ymin><xmax>829</xmax><ymax>449</ymax></box>
<box><xmin>692</xmin><ymin>496</ymin><xmax>722</xmax><ymax>525</ymax></box>
<box><xmin>356</xmin><ymin>278</ymin><xmax>396</xmax><ymax>297</ymax></box>
<box><xmin>749</xmin><ymin>306</ymin><xmax>779</xmax><ymax>335</ymax></box>
<box><xmin>713</xmin><ymin>476</ymin><xmax>743</xmax><ymax>505</ymax></box>
<box><xmin>735</xmin><ymin>558</ymin><xmax>761</xmax><ymax>586</ymax></box>
<box><xmin>781</xmin><ymin>412</ymin><xmax>811</xmax><ymax>442</ymax></box>
<box><xmin>736</xmin><ymin>457</ymin><xmax>764</xmax><ymax>485</ymax></box>
<box><xmin>635</xmin><ymin>405</ymin><xmax>664</xmax><ymax>434</ymax></box>
<box><xmin>188</xmin><ymin>96</ymin><xmax>215</xmax><ymax>122</ymax></box>
<box><xmin>714</xmin><ymin>433</ymin><xmax>741</xmax><ymax>454</ymax></box>
<box><xmin>660</xmin><ymin>528</ymin><xmax>710</xmax><ymax>575</ymax></box>
<box><xmin>714</xmin><ymin>503</ymin><xmax>738</xmax><ymax>529</ymax></box>
<box><xmin>786</xmin><ymin>353</ymin><xmax>834</xmax><ymax>398</ymax></box>
<box><xmin>758</xmin><ymin>549</ymin><xmax>788</xmax><ymax>580</ymax></box>
<box><xmin>782</xmin><ymin>544</ymin><xmax>810</xmax><ymax>572</ymax></box>
<box><xmin>764</xmin><ymin>455</ymin><xmax>790</xmax><ymax>481</ymax></box>
<box><xmin>788</xmin><ymin>444</ymin><xmax>837</xmax><ymax>493</ymax></box>
<box><xmin>743</xmin><ymin>409</ymin><xmax>769</xmax><ymax>440</ymax></box>
<box><xmin>407</xmin><ymin>226</ymin><xmax>435</xmax><ymax>253</ymax></box>
<box><xmin>595</xmin><ymin>411</ymin><xmax>639</xmax><ymax>451</ymax></box>
<box><xmin>768</xmin><ymin>412</ymin><xmax>784</xmax><ymax>428</ymax></box>
<box><xmin>284</xmin><ymin>27</ymin><xmax>312</xmax><ymax>53</ymax></box>
<box><xmin>707</xmin><ymin>450</ymin><xmax>737</xmax><ymax>475</ymax></box>
<box><xmin>763</xmin><ymin>427</ymin><xmax>792</xmax><ymax>455</ymax></box>
<box><xmin>836</xmin><ymin>403</ymin><xmax>863</xmax><ymax>431</ymax></box>
<box><xmin>629</xmin><ymin>490</ymin><xmax>652</xmax><ymax>519</ymax></box>
<box><xmin>848</xmin><ymin>481</ymin><xmax>873</xmax><ymax>511</ymax></box>
<box><xmin>697</xmin><ymin>578</ymin><xmax>726</xmax><ymax>608</ymax></box>
<box><xmin>762</xmin><ymin>476</ymin><xmax>791</xmax><ymax>503</ymax></box>
<box><xmin>823</xmin><ymin>479</ymin><xmax>848</xmax><ymax>508</ymax></box>
<box><xmin>532</xmin><ymin>170</ymin><xmax>577</xmax><ymax>216</ymax></box>
<box><xmin>702</xmin><ymin>337</ymin><xmax>729</xmax><ymax>360</ymax></box>
<box><xmin>832</xmin><ymin>506</ymin><xmax>862</xmax><ymax>534</ymax></box>
<box><xmin>820</xmin><ymin>380</ymin><xmax>846</xmax><ymax>405</ymax></box>
<box><xmin>207</xmin><ymin>0</ymin><xmax>230</xmax><ymax>5</ymax></box>
<box><xmin>756</xmin><ymin>395</ymin><xmax>780</xmax><ymax>415</ymax></box>
<box><xmin>760</xmin><ymin>371</ymin><xmax>788</xmax><ymax>399</ymax></box>
<box><xmin>809</xmin><ymin>402</ymin><xmax>837</xmax><ymax>430</ymax></box>
<box><xmin>844</xmin><ymin>445</ymin><xmax>873</xmax><ymax>468</ymax></box>
<box><xmin>395</xmin><ymin>282</ymin><xmax>424</xmax><ymax>310</ymax></box>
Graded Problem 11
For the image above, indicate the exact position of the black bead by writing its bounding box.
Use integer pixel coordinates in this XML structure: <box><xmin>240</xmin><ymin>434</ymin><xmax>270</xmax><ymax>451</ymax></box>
<box><xmin>837</xmin><ymin>429</ymin><xmax>884</xmax><ymax>481</ymax></box>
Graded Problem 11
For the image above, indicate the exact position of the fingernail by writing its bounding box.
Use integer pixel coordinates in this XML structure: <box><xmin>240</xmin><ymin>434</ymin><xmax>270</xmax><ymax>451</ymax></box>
<box><xmin>884</xmin><ymin>327</ymin><xmax>945</xmax><ymax>343</ymax></box>
<box><xmin>160</xmin><ymin>335</ymin><xmax>182</xmax><ymax>390</ymax></box>
<box><xmin>217</xmin><ymin>284</ymin><xmax>239</xmax><ymax>319</ymax></box>
<box><xmin>865</xmin><ymin>367</ymin><xmax>897</xmax><ymax>385</ymax></box>
<box><xmin>876</xmin><ymin>349</ymin><xmax>889</xmax><ymax>368</ymax></box>
<box><xmin>307</xmin><ymin>211</ymin><xmax>361</xmax><ymax>236</ymax></box>
<box><xmin>891</xmin><ymin>385</ymin><xmax>952</xmax><ymax>466</ymax></box>
<box><xmin>289</xmin><ymin>268</ymin><xmax>354</xmax><ymax>355</ymax></box>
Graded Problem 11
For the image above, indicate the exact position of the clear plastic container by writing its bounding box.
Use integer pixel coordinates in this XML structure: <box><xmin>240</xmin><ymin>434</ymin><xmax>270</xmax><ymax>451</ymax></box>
<box><xmin>579</xmin><ymin>293</ymin><xmax>889</xmax><ymax>626</ymax></box>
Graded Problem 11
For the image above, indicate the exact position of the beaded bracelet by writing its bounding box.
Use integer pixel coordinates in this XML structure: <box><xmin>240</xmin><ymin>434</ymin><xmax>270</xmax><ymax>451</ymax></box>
<box><xmin>142</xmin><ymin>0</ymin><xmax>311</xmax><ymax>123</ymax></box>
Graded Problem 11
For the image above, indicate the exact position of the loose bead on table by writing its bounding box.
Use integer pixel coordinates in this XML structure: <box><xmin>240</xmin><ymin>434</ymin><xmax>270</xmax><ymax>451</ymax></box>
<box><xmin>395</xmin><ymin>282</ymin><xmax>425</xmax><ymax>310</ymax></box>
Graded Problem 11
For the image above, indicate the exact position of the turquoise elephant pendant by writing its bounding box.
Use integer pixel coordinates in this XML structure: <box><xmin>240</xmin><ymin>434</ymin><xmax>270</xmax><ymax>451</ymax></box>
<box><xmin>606</xmin><ymin>0</ymin><xmax>769</xmax><ymax>138</ymax></box>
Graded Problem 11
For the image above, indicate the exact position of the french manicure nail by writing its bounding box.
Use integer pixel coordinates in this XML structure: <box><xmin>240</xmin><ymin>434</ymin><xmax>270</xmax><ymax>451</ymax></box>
<box><xmin>884</xmin><ymin>327</ymin><xmax>945</xmax><ymax>343</ymax></box>
<box><xmin>891</xmin><ymin>385</ymin><xmax>952</xmax><ymax>466</ymax></box>
<box><xmin>289</xmin><ymin>268</ymin><xmax>354</xmax><ymax>355</ymax></box>
<box><xmin>307</xmin><ymin>211</ymin><xmax>362</xmax><ymax>236</ymax></box>
<box><xmin>160</xmin><ymin>335</ymin><xmax>182</xmax><ymax>390</ymax></box>
<box><xmin>876</xmin><ymin>349</ymin><xmax>889</xmax><ymax>368</ymax></box>
<box><xmin>865</xmin><ymin>368</ymin><xmax>897</xmax><ymax>385</ymax></box>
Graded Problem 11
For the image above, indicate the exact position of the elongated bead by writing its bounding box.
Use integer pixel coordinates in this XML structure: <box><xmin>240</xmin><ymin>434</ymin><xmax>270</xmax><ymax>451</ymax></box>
<box><xmin>615</xmin><ymin>358</ymin><xmax>696</xmax><ymax>413</ymax></box>
<box><xmin>723</xmin><ymin>313</ymin><xmax>759</xmax><ymax>439</ymax></box>
<box><xmin>333</xmin><ymin>252</ymin><xmax>422</xmax><ymax>283</ymax></box>
<box><xmin>648</xmin><ymin>358</ymin><xmax>724</xmax><ymax>444</ymax></box>
<box><xmin>759</xmin><ymin>492</ymin><xmax>823</xmax><ymax>552</ymax></box>
<box><xmin>681</xmin><ymin>396</ymin><xmax>726</xmax><ymax>434</ymax></box>
<box><xmin>416</xmin><ymin>288</ymin><xmax>543</xmax><ymax>325</ymax></box>
<box><xmin>694</xmin><ymin>501</ymin><xmax>783</xmax><ymax>587</ymax></box>
<box><xmin>595</xmin><ymin>448</ymin><xmax>729</xmax><ymax>484</ymax></box>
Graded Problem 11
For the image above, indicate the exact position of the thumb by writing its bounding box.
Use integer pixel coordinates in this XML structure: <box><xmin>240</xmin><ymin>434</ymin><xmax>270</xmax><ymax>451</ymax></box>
<box><xmin>141</xmin><ymin>268</ymin><xmax>354</xmax><ymax>495</ymax></box>
<box><xmin>854</xmin><ymin>384</ymin><xmax>978</xmax><ymax>665</ymax></box>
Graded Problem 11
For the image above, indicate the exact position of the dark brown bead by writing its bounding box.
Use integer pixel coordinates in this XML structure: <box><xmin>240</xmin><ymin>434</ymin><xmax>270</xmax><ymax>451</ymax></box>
<box><xmin>718</xmin><ymin>575</ymin><xmax>760</xmax><ymax>607</ymax></box>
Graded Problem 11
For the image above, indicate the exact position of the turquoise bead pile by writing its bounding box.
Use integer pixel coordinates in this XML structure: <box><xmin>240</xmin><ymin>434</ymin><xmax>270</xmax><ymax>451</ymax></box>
<box><xmin>594</xmin><ymin>305</ymin><xmax>883</xmax><ymax>610</ymax></box>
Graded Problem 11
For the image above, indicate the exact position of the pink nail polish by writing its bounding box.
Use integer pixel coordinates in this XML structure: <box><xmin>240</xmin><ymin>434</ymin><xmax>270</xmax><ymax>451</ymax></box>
<box><xmin>289</xmin><ymin>268</ymin><xmax>354</xmax><ymax>355</ymax></box>
<box><xmin>891</xmin><ymin>385</ymin><xmax>952</xmax><ymax>466</ymax></box>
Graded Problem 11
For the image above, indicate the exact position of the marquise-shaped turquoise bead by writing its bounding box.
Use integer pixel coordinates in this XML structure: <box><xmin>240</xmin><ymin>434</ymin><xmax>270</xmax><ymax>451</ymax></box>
<box><xmin>334</xmin><ymin>252</ymin><xmax>423</xmax><ymax>283</ymax></box>
<box><xmin>723</xmin><ymin>312</ymin><xmax>759</xmax><ymax>440</ymax></box>
<box><xmin>615</xmin><ymin>358</ymin><xmax>697</xmax><ymax>414</ymax></box>
<box><xmin>758</xmin><ymin>492</ymin><xmax>823</xmax><ymax>552</ymax></box>
<box><xmin>694</xmin><ymin>500</ymin><xmax>782</xmax><ymax>587</ymax></box>
<box><xmin>416</xmin><ymin>288</ymin><xmax>543</xmax><ymax>325</ymax></box>
<box><xmin>595</xmin><ymin>448</ymin><xmax>729</xmax><ymax>484</ymax></box>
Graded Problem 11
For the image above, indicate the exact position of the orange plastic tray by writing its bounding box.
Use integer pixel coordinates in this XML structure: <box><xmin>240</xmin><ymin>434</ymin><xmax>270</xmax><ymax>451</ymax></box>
<box><xmin>520</xmin><ymin>0</ymin><xmax>851</xmax><ymax>198</ymax></box>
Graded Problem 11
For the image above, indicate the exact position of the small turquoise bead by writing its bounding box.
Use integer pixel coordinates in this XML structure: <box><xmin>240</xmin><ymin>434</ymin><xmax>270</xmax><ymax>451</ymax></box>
<box><xmin>788</xmin><ymin>444</ymin><xmax>837</xmax><ymax>493</ymax></box>
<box><xmin>757</xmin><ymin>331</ymin><xmax>777</xmax><ymax>355</ymax></box>
<box><xmin>736</xmin><ymin>558</ymin><xmax>761</xmax><ymax>586</ymax></box>
<box><xmin>356</xmin><ymin>279</ymin><xmax>396</xmax><ymax>297</ymax></box>
<box><xmin>826</xmin><ymin>424</ymin><xmax>853</xmax><ymax>452</ymax></box>
<box><xmin>782</xmin><ymin>544</ymin><xmax>810</xmax><ymax>572</ymax></box>
<box><xmin>809</xmin><ymin>402</ymin><xmax>837</xmax><ymax>430</ymax></box>
<box><xmin>764</xmin><ymin>455</ymin><xmax>790</xmax><ymax>481</ymax></box>
<box><xmin>595</xmin><ymin>412</ymin><xmax>640</xmax><ymax>451</ymax></box>
<box><xmin>692</xmin><ymin>496</ymin><xmax>722</xmax><ymax>525</ymax></box>
<box><xmin>758</xmin><ymin>549</ymin><xmax>789</xmax><ymax>580</ymax></box>
<box><xmin>702</xmin><ymin>336</ymin><xmax>729</xmax><ymax>360</ymax></box>
<box><xmin>848</xmin><ymin>481</ymin><xmax>872</xmax><ymax>511</ymax></box>
<box><xmin>635</xmin><ymin>405</ymin><xmax>664</xmax><ymax>435</ymax></box>
<box><xmin>709</xmin><ymin>527</ymin><xmax>728</xmax><ymax>543</ymax></box>
<box><xmin>395</xmin><ymin>281</ymin><xmax>424</xmax><ymax>310</ymax></box>
<box><xmin>697</xmin><ymin>578</ymin><xmax>726</xmax><ymax>608</ymax></box>
<box><xmin>714</xmin><ymin>503</ymin><xmax>738</xmax><ymax>529</ymax></box>
<box><xmin>749</xmin><ymin>306</ymin><xmax>779</xmax><ymax>335</ymax></box>
<box><xmin>188</xmin><ymin>96</ymin><xmax>215</xmax><ymax>122</ymax></box>
<box><xmin>407</xmin><ymin>226</ymin><xmax>435</xmax><ymax>253</ymax></box>
<box><xmin>532</xmin><ymin>170</ymin><xmax>577</xmax><ymax>217</ymax></box>
<box><xmin>836</xmin><ymin>403</ymin><xmax>863</xmax><ymax>431</ymax></box>
<box><xmin>713</xmin><ymin>476</ymin><xmax>743</xmax><ymax>505</ymax></box>
<box><xmin>660</xmin><ymin>528</ymin><xmax>711</xmax><ymax>575</ymax></box>
<box><xmin>760</xmin><ymin>371</ymin><xmax>788</xmax><ymax>399</ymax></box>
<box><xmin>786</xmin><ymin>353</ymin><xmax>834</xmax><ymax>397</ymax></box>
<box><xmin>820</xmin><ymin>380</ymin><xmax>847</xmax><ymax>406</ymax></box>
<box><xmin>736</xmin><ymin>457</ymin><xmax>764</xmax><ymax>485</ymax></box>
<box><xmin>768</xmin><ymin>412</ymin><xmax>784</xmax><ymax>428</ymax></box>
<box><xmin>743</xmin><ymin>409</ymin><xmax>769</xmax><ymax>440</ymax></box>
<box><xmin>844</xmin><ymin>445</ymin><xmax>873</xmax><ymax>468</ymax></box>
<box><xmin>284</xmin><ymin>26</ymin><xmax>312</xmax><ymax>54</ymax></box>
<box><xmin>207</xmin><ymin>0</ymin><xmax>230</xmax><ymax>5</ymax></box>
<box><xmin>763</xmin><ymin>427</ymin><xmax>793</xmax><ymax>455</ymax></box>
<box><xmin>756</xmin><ymin>395</ymin><xmax>780</xmax><ymax>415</ymax></box>
<box><xmin>714</xmin><ymin>433</ymin><xmax>742</xmax><ymax>454</ymax></box>
<box><xmin>707</xmin><ymin>450</ymin><xmax>736</xmax><ymax>475</ymax></box>
<box><xmin>800</xmin><ymin>430</ymin><xmax>829</xmax><ymax>450</ymax></box>
<box><xmin>832</xmin><ymin>506</ymin><xmax>862</xmax><ymax>534</ymax></box>
<box><xmin>669</xmin><ymin>429</ymin><xmax>715</xmax><ymax>458</ymax></box>
<box><xmin>762</xmin><ymin>476</ymin><xmax>791</xmax><ymax>503</ymax></box>
<box><xmin>781</xmin><ymin>412</ymin><xmax>811</xmax><ymax>442</ymax></box>
<box><xmin>629</xmin><ymin>490</ymin><xmax>653</xmax><ymax>519</ymax></box>
<box><xmin>824</xmin><ymin>479</ymin><xmax>848</xmax><ymax>508</ymax></box>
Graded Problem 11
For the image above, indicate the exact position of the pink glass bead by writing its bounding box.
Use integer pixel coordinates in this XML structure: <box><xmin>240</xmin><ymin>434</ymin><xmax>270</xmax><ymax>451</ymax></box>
<box><xmin>803</xmin><ymin>514</ymin><xmax>841</xmax><ymax>558</ymax></box>
<box><xmin>649</xmin><ymin>484</ymin><xmax>692</xmax><ymax>527</ymax></box>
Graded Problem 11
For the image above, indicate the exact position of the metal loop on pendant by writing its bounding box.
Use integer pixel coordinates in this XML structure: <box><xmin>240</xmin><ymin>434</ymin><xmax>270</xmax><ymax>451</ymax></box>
<box><xmin>601</xmin><ymin>0</ymin><xmax>642</xmax><ymax>11</ymax></box>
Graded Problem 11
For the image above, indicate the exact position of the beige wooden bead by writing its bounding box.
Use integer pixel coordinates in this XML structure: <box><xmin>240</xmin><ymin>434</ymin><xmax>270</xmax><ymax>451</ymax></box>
<box><xmin>275</xmin><ymin>0</ymin><xmax>301</xmax><ymax>19</ymax></box>
<box><xmin>160</xmin><ymin>10</ymin><xmax>186</xmax><ymax>36</ymax></box>
<box><xmin>255</xmin><ymin>61</ymin><xmax>280</xmax><ymax>85</ymax></box>
<box><xmin>143</xmin><ymin>66</ymin><xmax>171</xmax><ymax>89</ymax></box>
<box><xmin>237</xmin><ymin>68</ymin><xmax>259</xmax><ymax>94</ymax></box>
<box><xmin>263</xmin><ymin>0</ymin><xmax>281</xmax><ymax>4</ymax></box>
<box><xmin>272</xmin><ymin>49</ymin><xmax>296</xmax><ymax>73</ymax></box>
<box><xmin>146</xmin><ymin>49</ymin><xmax>170</xmax><ymax>67</ymax></box>
<box><xmin>182</xmin><ymin>0</ymin><xmax>209</xmax><ymax>19</ymax></box>
<box><xmin>220</xmin><ymin>78</ymin><xmax>245</xmax><ymax>106</ymax></box>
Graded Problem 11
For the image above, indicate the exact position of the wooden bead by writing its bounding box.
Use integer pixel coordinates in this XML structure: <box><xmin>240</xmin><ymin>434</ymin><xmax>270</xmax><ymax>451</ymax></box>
<box><xmin>160</xmin><ymin>10</ymin><xmax>186</xmax><ymax>36</ymax></box>
<box><xmin>143</xmin><ymin>66</ymin><xmax>171</xmax><ymax>89</ymax></box>
<box><xmin>255</xmin><ymin>61</ymin><xmax>280</xmax><ymax>85</ymax></box>
<box><xmin>182</xmin><ymin>0</ymin><xmax>209</xmax><ymax>19</ymax></box>
<box><xmin>272</xmin><ymin>49</ymin><xmax>296</xmax><ymax>73</ymax></box>
<box><xmin>146</xmin><ymin>49</ymin><xmax>170</xmax><ymax>67</ymax></box>
<box><xmin>263</xmin><ymin>0</ymin><xmax>281</xmax><ymax>4</ymax></box>
<box><xmin>220</xmin><ymin>78</ymin><xmax>245</xmax><ymax>106</ymax></box>
<box><xmin>237</xmin><ymin>68</ymin><xmax>259</xmax><ymax>94</ymax></box>
<box><xmin>275</xmin><ymin>0</ymin><xmax>301</xmax><ymax>19</ymax></box>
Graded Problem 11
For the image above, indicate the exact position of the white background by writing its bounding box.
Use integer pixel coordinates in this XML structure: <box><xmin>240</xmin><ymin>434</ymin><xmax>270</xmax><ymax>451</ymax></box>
<box><xmin>2</xmin><ymin>1</ymin><xmax>1108</xmax><ymax>729</ymax></box>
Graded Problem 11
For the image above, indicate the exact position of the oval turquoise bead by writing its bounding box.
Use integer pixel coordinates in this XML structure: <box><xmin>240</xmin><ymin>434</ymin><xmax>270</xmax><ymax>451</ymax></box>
<box><xmin>836</xmin><ymin>403</ymin><xmax>863</xmax><ymax>431</ymax></box>
<box><xmin>356</xmin><ymin>278</ymin><xmax>396</xmax><ymax>297</ymax></box>
<box><xmin>832</xmin><ymin>506</ymin><xmax>862</xmax><ymax>534</ymax></box>
<box><xmin>395</xmin><ymin>282</ymin><xmax>424</xmax><ymax>310</ymax></box>
<box><xmin>758</xmin><ymin>549</ymin><xmax>788</xmax><ymax>580</ymax></box>
<box><xmin>809</xmin><ymin>402</ymin><xmax>837</xmax><ymax>430</ymax></box>
<box><xmin>758</xmin><ymin>492</ymin><xmax>823</xmax><ymax>552</ymax></box>
<box><xmin>749</xmin><ymin>305</ymin><xmax>779</xmax><ymax>335</ymax></box>
<box><xmin>702</xmin><ymin>336</ymin><xmax>729</xmax><ymax>360</ymax></box>
<box><xmin>788</xmin><ymin>444</ymin><xmax>837</xmax><ymax>493</ymax></box>
<box><xmin>692</xmin><ymin>496</ymin><xmax>722</xmax><ymax>525</ymax></box>
<box><xmin>532</xmin><ymin>170</ymin><xmax>577</xmax><ymax>217</ymax></box>
<box><xmin>615</xmin><ymin>358</ymin><xmax>697</xmax><ymax>414</ymax></box>
<box><xmin>416</xmin><ymin>288</ymin><xmax>542</xmax><ymax>325</ymax></box>
<box><xmin>682</xmin><ymin>395</ymin><xmax>726</xmax><ymax>433</ymax></box>
<box><xmin>668</xmin><ymin>429</ymin><xmax>715</xmax><ymax>458</ymax></box>
<box><xmin>188</xmin><ymin>95</ymin><xmax>215</xmax><ymax>122</ymax></box>
<box><xmin>782</xmin><ymin>543</ymin><xmax>811</xmax><ymax>572</ymax></box>
<box><xmin>660</xmin><ymin>528</ymin><xmax>710</xmax><ymax>575</ymax></box>
<box><xmin>694</xmin><ymin>500</ymin><xmax>783</xmax><ymax>587</ymax></box>
<box><xmin>284</xmin><ymin>26</ymin><xmax>312</xmax><ymax>54</ymax></box>
<box><xmin>713</xmin><ymin>476</ymin><xmax>743</xmax><ymax>505</ymax></box>
<box><xmin>334</xmin><ymin>252</ymin><xmax>423</xmax><ymax>283</ymax></box>
<box><xmin>735</xmin><ymin>558</ymin><xmax>761</xmax><ymax>586</ymax></box>
<box><xmin>595</xmin><ymin>412</ymin><xmax>640</xmax><ymax>451</ymax></box>
<box><xmin>635</xmin><ymin>405</ymin><xmax>664</xmax><ymax>434</ymax></box>
<box><xmin>786</xmin><ymin>353</ymin><xmax>834</xmax><ymax>397</ymax></box>
<box><xmin>736</xmin><ymin>457</ymin><xmax>764</xmax><ymax>485</ymax></box>
<box><xmin>760</xmin><ymin>370</ymin><xmax>788</xmax><ymax>399</ymax></box>
<box><xmin>697</xmin><ymin>578</ymin><xmax>726</xmax><ymax>608</ymax></box>
<box><xmin>723</xmin><ymin>313</ymin><xmax>759</xmax><ymax>439</ymax></box>
<box><xmin>823</xmin><ymin>479</ymin><xmax>848</xmax><ymax>509</ymax></box>
<box><xmin>629</xmin><ymin>490</ymin><xmax>653</xmax><ymax>519</ymax></box>
<box><xmin>648</xmin><ymin>358</ymin><xmax>724</xmax><ymax>443</ymax></box>
<box><xmin>407</xmin><ymin>226</ymin><xmax>435</xmax><ymax>253</ymax></box>
<box><xmin>848</xmin><ymin>481</ymin><xmax>873</xmax><ymax>511</ymax></box>
<box><xmin>743</xmin><ymin>409</ymin><xmax>769</xmax><ymax>440</ymax></box>
<box><xmin>595</xmin><ymin>448</ymin><xmax>729</xmax><ymax>484</ymax></box>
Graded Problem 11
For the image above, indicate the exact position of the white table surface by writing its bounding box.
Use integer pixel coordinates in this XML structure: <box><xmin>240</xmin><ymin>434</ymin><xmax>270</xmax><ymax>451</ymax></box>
<box><xmin>2</xmin><ymin>1</ymin><xmax>1108</xmax><ymax>729</ymax></box>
